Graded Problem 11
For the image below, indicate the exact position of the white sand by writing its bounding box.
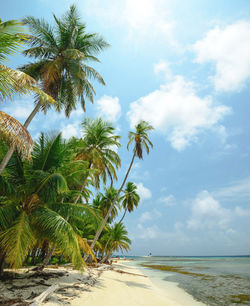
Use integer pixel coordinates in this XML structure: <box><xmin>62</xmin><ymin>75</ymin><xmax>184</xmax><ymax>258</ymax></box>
<box><xmin>0</xmin><ymin>263</ymin><xmax>204</xmax><ymax>305</ymax></box>
<box><xmin>70</xmin><ymin>262</ymin><xmax>204</xmax><ymax>306</ymax></box>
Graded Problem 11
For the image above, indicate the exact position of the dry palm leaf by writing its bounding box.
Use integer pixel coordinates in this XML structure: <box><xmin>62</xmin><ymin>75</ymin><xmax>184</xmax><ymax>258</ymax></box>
<box><xmin>0</xmin><ymin>110</ymin><xmax>33</xmax><ymax>158</ymax></box>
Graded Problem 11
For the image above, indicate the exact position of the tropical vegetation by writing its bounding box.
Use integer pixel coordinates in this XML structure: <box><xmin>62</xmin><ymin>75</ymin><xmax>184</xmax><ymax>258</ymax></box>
<box><xmin>0</xmin><ymin>5</ymin><xmax>154</xmax><ymax>276</ymax></box>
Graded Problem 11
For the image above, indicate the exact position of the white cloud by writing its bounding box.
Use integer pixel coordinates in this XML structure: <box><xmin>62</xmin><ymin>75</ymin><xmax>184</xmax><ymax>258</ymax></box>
<box><xmin>193</xmin><ymin>21</ymin><xmax>250</xmax><ymax>91</ymax></box>
<box><xmin>130</xmin><ymin>162</ymin><xmax>150</xmax><ymax>181</ymax></box>
<box><xmin>139</xmin><ymin>210</ymin><xmax>162</xmax><ymax>224</ymax></box>
<box><xmin>136</xmin><ymin>182</ymin><xmax>152</xmax><ymax>200</ymax></box>
<box><xmin>139</xmin><ymin>212</ymin><xmax>152</xmax><ymax>223</ymax></box>
<box><xmin>187</xmin><ymin>190</ymin><xmax>231</xmax><ymax>230</ymax></box>
<box><xmin>2</xmin><ymin>99</ymin><xmax>34</xmax><ymax>121</ymax></box>
<box><xmin>158</xmin><ymin>194</ymin><xmax>176</xmax><ymax>206</ymax></box>
<box><xmin>81</xmin><ymin>0</ymin><xmax>177</xmax><ymax>47</ymax></box>
<box><xmin>61</xmin><ymin>122</ymin><xmax>81</xmax><ymax>139</ymax></box>
<box><xmin>70</xmin><ymin>105</ymin><xmax>85</xmax><ymax>118</ymax></box>
<box><xmin>153</xmin><ymin>60</ymin><xmax>173</xmax><ymax>81</ymax></box>
<box><xmin>136</xmin><ymin>223</ymin><xmax>159</xmax><ymax>239</ymax></box>
<box><xmin>213</xmin><ymin>177</ymin><xmax>250</xmax><ymax>200</ymax></box>
<box><xmin>127</xmin><ymin>75</ymin><xmax>231</xmax><ymax>151</ymax></box>
<box><xmin>96</xmin><ymin>95</ymin><xmax>121</xmax><ymax>122</ymax></box>
<box><xmin>124</xmin><ymin>0</ymin><xmax>176</xmax><ymax>45</ymax></box>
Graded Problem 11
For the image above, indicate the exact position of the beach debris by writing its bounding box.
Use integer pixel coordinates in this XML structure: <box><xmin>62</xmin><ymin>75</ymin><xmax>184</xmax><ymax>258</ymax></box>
<box><xmin>0</xmin><ymin>295</ymin><xmax>29</xmax><ymax>305</ymax></box>
<box><xmin>30</xmin><ymin>284</ymin><xmax>59</xmax><ymax>306</ymax></box>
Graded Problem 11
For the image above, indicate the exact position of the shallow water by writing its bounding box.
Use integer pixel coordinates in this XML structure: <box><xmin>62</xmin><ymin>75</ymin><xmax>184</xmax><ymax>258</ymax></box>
<box><xmin>126</xmin><ymin>256</ymin><xmax>250</xmax><ymax>305</ymax></box>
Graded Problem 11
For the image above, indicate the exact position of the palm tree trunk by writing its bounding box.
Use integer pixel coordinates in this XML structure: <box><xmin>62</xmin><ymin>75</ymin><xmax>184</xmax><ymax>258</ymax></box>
<box><xmin>37</xmin><ymin>244</ymin><xmax>56</xmax><ymax>271</ymax></box>
<box><xmin>0</xmin><ymin>101</ymin><xmax>42</xmax><ymax>175</ymax></box>
<box><xmin>73</xmin><ymin>183</ymin><xmax>86</xmax><ymax>204</ymax></box>
<box><xmin>31</xmin><ymin>244</ymin><xmax>39</xmax><ymax>265</ymax></box>
<box><xmin>84</xmin><ymin>152</ymin><xmax>136</xmax><ymax>261</ymax></box>
<box><xmin>100</xmin><ymin>249</ymin><xmax>112</xmax><ymax>264</ymax></box>
<box><xmin>118</xmin><ymin>208</ymin><xmax>127</xmax><ymax>224</ymax></box>
<box><xmin>0</xmin><ymin>252</ymin><xmax>6</xmax><ymax>277</ymax></box>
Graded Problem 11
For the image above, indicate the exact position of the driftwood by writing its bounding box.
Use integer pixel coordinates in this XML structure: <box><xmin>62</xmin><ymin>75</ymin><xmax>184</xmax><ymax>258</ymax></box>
<box><xmin>30</xmin><ymin>284</ymin><xmax>59</xmax><ymax>306</ymax></box>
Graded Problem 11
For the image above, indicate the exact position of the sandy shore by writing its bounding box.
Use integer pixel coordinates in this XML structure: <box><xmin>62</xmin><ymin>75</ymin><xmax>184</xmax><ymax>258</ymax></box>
<box><xmin>70</xmin><ymin>261</ymin><xmax>203</xmax><ymax>306</ymax></box>
<box><xmin>0</xmin><ymin>261</ymin><xmax>203</xmax><ymax>305</ymax></box>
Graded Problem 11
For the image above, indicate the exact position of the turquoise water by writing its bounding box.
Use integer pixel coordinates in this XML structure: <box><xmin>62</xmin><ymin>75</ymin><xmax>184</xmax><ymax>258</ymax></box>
<box><xmin>125</xmin><ymin>256</ymin><xmax>250</xmax><ymax>305</ymax></box>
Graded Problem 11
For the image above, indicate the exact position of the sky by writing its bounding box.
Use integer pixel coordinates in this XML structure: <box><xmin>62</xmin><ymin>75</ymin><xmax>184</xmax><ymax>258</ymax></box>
<box><xmin>1</xmin><ymin>0</ymin><xmax>250</xmax><ymax>256</ymax></box>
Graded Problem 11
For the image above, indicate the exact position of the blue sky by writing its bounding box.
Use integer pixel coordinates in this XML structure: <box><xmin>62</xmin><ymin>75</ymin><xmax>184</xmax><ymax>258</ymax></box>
<box><xmin>2</xmin><ymin>0</ymin><xmax>250</xmax><ymax>256</ymax></box>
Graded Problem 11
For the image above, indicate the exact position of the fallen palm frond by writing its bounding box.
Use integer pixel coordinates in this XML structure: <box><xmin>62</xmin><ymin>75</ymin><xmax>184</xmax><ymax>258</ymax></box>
<box><xmin>0</xmin><ymin>111</ymin><xmax>33</xmax><ymax>158</ymax></box>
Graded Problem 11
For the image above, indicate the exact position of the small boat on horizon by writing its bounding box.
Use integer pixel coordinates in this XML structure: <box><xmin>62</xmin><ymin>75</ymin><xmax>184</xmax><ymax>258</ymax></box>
<box><xmin>143</xmin><ymin>252</ymin><xmax>152</xmax><ymax>257</ymax></box>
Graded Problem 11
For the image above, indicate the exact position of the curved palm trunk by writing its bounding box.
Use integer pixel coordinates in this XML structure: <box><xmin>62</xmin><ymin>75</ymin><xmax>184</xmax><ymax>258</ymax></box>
<box><xmin>118</xmin><ymin>208</ymin><xmax>127</xmax><ymax>225</ymax></box>
<box><xmin>36</xmin><ymin>244</ymin><xmax>56</xmax><ymax>271</ymax></box>
<box><xmin>0</xmin><ymin>101</ymin><xmax>42</xmax><ymax>175</ymax></box>
<box><xmin>100</xmin><ymin>249</ymin><xmax>112</xmax><ymax>264</ymax></box>
<box><xmin>73</xmin><ymin>183</ymin><xmax>86</xmax><ymax>204</ymax></box>
<box><xmin>84</xmin><ymin>152</ymin><xmax>136</xmax><ymax>261</ymax></box>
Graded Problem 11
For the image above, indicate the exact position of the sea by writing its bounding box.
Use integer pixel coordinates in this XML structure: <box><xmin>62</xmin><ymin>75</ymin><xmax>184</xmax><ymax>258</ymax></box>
<box><xmin>124</xmin><ymin>256</ymin><xmax>250</xmax><ymax>305</ymax></box>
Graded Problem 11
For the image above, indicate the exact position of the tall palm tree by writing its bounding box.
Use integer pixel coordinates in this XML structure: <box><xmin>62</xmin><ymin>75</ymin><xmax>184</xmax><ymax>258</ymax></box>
<box><xmin>74</xmin><ymin>118</ymin><xmax>121</xmax><ymax>203</ymax></box>
<box><xmin>0</xmin><ymin>5</ymin><xmax>109</xmax><ymax>175</ymax></box>
<box><xmin>84</xmin><ymin>121</ymin><xmax>153</xmax><ymax>260</ymax></box>
<box><xmin>119</xmin><ymin>182</ymin><xmax>140</xmax><ymax>224</ymax></box>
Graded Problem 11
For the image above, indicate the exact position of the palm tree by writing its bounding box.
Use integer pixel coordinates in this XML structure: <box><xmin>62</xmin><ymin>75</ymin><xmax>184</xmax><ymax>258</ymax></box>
<box><xmin>84</xmin><ymin>121</ymin><xmax>153</xmax><ymax>260</ymax></box>
<box><xmin>0</xmin><ymin>132</ymin><xmax>97</xmax><ymax>273</ymax></box>
<box><xmin>93</xmin><ymin>188</ymin><xmax>120</xmax><ymax>223</ymax></box>
<box><xmin>74</xmin><ymin>118</ymin><xmax>121</xmax><ymax>203</ymax></box>
<box><xmin>0</xmin><ymin>18</ymin><xmax>56</xmax><ymax>175</ymax></box>
<box><xmin>0</xmin><ymin>156</ymin><xmax>83</xmax><ymax>273</ymax></box>
<box><xmin>119</xmin><ymin>182</ymin><xmax>140</xmax><ymax>224</ymax></box>
<box><xmin>100</xmin><ymin>223</ymin><xmax>131</xmax><ymax>263</ymax></box>
<box><xmin>0</xmin><ymin>5</ymin><xmax>109</xmax><ymax>175</ymax></box>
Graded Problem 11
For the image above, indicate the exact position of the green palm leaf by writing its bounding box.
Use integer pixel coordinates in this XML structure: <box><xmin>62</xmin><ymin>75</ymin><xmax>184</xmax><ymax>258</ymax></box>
<box><xmin>0</xmin><ymin>211</ymin><xmax>36</xmax><ymax>268</ymax></box>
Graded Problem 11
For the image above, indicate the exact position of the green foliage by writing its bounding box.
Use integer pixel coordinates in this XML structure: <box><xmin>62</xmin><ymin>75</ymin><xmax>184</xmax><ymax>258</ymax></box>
<box><xmin>21</xmin><ymin>5</ymin><xmax>109</xmax><ymax>116</ymax></box>
<box><xmin>77</xmin><ymin>118</ymin><xmax>121</xmax><ymax>189</ymax></box>
<box><xmin>0</xmin><ymin>4</ymin><xmax>154</xmax><ymax>273</ymax></box>
<box><xmin>121</xmin><ymin>182</ymin><xmax>140</xmax><ymax>213</ymax></box>
<box><xmin>127</xmin><ymin>120</ymin><xmax>154</xmax><ymax>159</ymax></box>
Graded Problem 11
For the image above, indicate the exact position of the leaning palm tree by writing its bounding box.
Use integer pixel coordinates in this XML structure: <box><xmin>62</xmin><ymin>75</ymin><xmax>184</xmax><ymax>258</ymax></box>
<box><xmin>84</xmin><ymin>121</ymin><xmax>153</xmax><ymax>260</ymax></box>
<box><xmin>119</xmin><ymin>182</ymin><xmax>140</xmax><ymax>224</ymax></box>
<box><xmin>74</xmin><ymin>118</ymin><xmax>121</xmax><ymax>203</ymax></box>
<box><xmin>0</xmin><ymin>5</ymin><xmax>109</xmax><ymax>175</ymax></box>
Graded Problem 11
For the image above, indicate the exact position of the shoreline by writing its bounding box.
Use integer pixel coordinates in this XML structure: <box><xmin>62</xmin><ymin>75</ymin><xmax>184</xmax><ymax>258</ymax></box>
<box><xmin>0</xmin><ymin>261</ymin><xmax>204</xmax><ymax>305</ymax></box>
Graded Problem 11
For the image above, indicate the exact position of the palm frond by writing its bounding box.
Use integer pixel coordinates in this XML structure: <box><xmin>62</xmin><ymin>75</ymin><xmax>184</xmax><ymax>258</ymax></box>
<box><xmin>0</xmin><ymin>111</ymin><xmax>33</xmax><ymax>158</ymax></box>
<box><xmin>0</xmin><ymin>211</ymin><xmax>36</xmax><ymax>268</ymax></box>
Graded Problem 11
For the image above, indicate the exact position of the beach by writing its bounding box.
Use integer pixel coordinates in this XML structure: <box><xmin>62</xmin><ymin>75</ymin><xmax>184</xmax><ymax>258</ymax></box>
<box><xmin>0</xmin><ymin>260</ymin><xmax>203</xmax><ymax>305</ymax></box>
